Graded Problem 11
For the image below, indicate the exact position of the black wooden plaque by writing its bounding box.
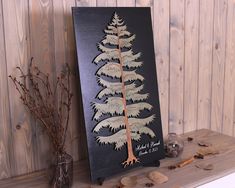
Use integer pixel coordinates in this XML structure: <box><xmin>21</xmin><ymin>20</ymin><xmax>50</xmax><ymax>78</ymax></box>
<box><xmin>72</xmin><ymin>7</ymin><xmax>165</xmax><ymax>182</ymax></box>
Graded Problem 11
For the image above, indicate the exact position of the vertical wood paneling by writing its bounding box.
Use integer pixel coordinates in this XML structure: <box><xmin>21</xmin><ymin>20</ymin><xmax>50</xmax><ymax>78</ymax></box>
<box><xmin>76</xmin><ymin>0</ymin><xmax>96</xmax><ymax>7</ymax></box>
<box><xmin>97</xmin><ymin>0</ymin><xmax>116</xmax><ymax>6</ymax></box>
<box><xmin>29</xmin><ymin>0</ymin><xmax>55</xmax><ymax>74</ymax></box>
<box><xmin>211</xmin><ymin>0</ymin><xmax>227</xmax><ymax>133</ymax></box>
<box><xmin>223</xmin><ymin>0</ymin><xmax>235</xmax><ymax>136</ymax></box>
<box><xmin>117</xmin><ymin>0</ymin><xmax>135</xmax><ymax>7</ymax></box>
<box><xmin>136</xmin><ymin>0</ymin><xmax>152</xmax><ymax>7</ymax></box>
<box><xmin>0</xmin><ymin>0</ymin><xmax>11</xmax><ymax>179</ymax></box>
<box><xmin>2</xmin><ymin>0</ymin><xmax>35</xmax><ymax>176</ymax></box>
<box><xmin>29</xmin><ymin>0</ymin><xmax>55</xmax><ymax>170</ymax></box>
<box><xmin>62</xmin><ymin>0</ymin><xmax>81</xmax><ymax>160</ymax></box>
<box><xmin>197</xmin><ymin>0</ymin><xmax>214</xmax><ymax>130</ymax></box>
<box><xmin>53</xmin><ymin>0</ymin><xmax>82</xmax><ymax>162</ymax></box>
<box><xmin>183</xmin><ymin>0</ymin><xmax>199</xmax><ymax>132</ymax></box>
<box><xmin>169</xmin><ymin>0</ymin><xmax>185</xmax><ymax>134</ymax></box>
<box><xmin>153</xmin><ymin>0</ymin><xmax>170</xmax><ymax>137</ymax></box>
<box><xmin>234</xmin><ymin>98</ymin><xmax>235</xmax><ymax>136</ymax></box>
<box><xmin>1</xmin><ymin>0</ymin><xmax>235</xmax><ymax>180</ymax></box>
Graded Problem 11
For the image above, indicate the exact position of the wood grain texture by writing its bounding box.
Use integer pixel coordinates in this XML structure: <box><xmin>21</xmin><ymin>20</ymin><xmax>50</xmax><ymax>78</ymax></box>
<box><xmin>2</xmin><ymin>129</ymin><xmax>235</xmax><ymax>188</ymax></box>
<box><xmin>65</xmin><ymin>0</ymin><xmax>82</xmax><ymax>161</ymax></box>
<box><xmin>117</xmin><ymin>0</ymin><xmax>135</xmax><ymax>7</ymax></box>
<box><xmin>223</xmin><ymin>0</ymin><xmax>235</xmax><ymax>136</ymax></box>
<box><xmin>210</xmin><ymin>0</ymin><xmax>227</xmax><ymax>133</ymax></box>
<box><xmin>96</xmin><ymin>0</ymin><xmax>116</xmax><ymax>7</ymax></box>
<box><xmin>153</xmin><ymin>0</ymin><xmax>170</xmax><ymax>137</ymax></box>
<box><xmin>136</xmin><ymin>0</ymin><xmax>152</xmax><ymax>7</ymax></box>
<box><xmin>75</xmin><ymin>0</ymin><xmax>96</xmax><ymax>7</ymax></box>
<box><xmin>183</xmin><ymin>0</ymin><xmax>199</xmax><ymax>133</ymax></box>
<box><xmin>29</xmin><ymin>0</ymin><xmax>55</xmax><ymax>170</ymax></box>
<box><xmin>0</xmin><ymin>0</ymin><xmax>11</xmax><ymax>179</ymax></box>
<box><xmin>2</xmin><ymin>0</ymin><xmax>35</xmax><ymax>176</ymax></box>
<box><xmin>169</xmin><ymin>0</ymin><xmax>185</xmax><ymax>134</ymax></box>
<box><xmin>0</xmin><ymin>0</ymin><xmax>235</xmax><ymax>180</ymax></box>
<box><xmin>197</xmin><ymin>0</ymin><xmax>214</xmax><ymax>130</ymax></box>
<box><xmin>53</xmin><ymin>0</ymin><xmax>82</xmax><ymax>162</ymax></box>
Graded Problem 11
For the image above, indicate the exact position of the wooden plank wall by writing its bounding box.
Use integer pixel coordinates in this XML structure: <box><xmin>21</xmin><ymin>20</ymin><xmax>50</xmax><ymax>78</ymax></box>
<box><xmin>0</xmin><ymin>0</ymin><xmax>234</xmax><ymax>180</ymax></box>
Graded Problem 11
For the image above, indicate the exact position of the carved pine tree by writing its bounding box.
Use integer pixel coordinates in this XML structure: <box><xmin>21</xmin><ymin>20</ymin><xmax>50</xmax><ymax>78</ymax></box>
<box><xmin>92</xmin><ymin>12</ymin><xmax>156</xmax><ymax>167</ymax></box>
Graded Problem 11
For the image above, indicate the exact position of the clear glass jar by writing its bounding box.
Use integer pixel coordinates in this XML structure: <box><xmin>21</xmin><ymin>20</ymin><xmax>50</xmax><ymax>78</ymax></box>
<box><xmin>164</xmin><ymin>133</ymin><xmax>184</xmax><ymax>158</ymax></box>
<box><xmin>49</xmin><ymin>152</ymin><xmax>73</xmax><ymax>188</ymax></box>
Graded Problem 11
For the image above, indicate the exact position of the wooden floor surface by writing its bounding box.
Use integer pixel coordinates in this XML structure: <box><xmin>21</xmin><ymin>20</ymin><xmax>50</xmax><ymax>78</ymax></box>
<box><xmin>1</xmin><ymin>129</ymin><xmax>235</xmax><ymax>188</ymax></box>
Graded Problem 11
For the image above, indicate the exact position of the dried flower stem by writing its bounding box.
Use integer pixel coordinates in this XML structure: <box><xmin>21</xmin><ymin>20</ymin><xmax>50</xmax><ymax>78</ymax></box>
<box><xmin>9</xmin><ymin>58</ymin><xmax>73</xmax><ymax>155</ymax></box>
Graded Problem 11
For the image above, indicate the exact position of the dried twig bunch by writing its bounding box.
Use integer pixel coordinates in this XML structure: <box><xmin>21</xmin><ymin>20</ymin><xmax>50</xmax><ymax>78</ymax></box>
<box><xmin>9</xmin><ymin>58</ymin><xmax>73</xmax><ymax>155</ymax></box>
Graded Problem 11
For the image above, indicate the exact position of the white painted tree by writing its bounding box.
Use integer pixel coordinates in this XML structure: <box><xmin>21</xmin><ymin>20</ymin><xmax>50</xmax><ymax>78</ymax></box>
<box><xmin>92</xmin><ymin>12</ymin><xmax>156</xmax><ymax>167</ymax></box>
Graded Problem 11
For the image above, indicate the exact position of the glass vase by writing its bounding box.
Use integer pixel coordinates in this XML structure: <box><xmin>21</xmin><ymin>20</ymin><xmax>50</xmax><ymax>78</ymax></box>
<box><xmin>164</xmin><ymin>133</ymin><xmax>184</xmax><ymax>158</ymax></box>
<box><xmin>50</xmin><ymin>152</ymin><xmax>73</xmax><ymax>188</ymax></box>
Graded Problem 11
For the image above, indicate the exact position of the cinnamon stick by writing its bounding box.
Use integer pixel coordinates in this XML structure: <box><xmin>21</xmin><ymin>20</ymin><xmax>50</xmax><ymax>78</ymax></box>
<box><xmin>177</xmin><ymin>157</ymin><xmax>195</xmax><ymax>168</ymax></box>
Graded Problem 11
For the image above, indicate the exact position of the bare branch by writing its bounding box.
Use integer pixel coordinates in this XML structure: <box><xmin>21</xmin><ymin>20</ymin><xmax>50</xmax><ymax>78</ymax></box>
<box><xmin>9</xmin><ymin>60</ymin><xmax>73</xmax><ymax>154</ymax></box>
